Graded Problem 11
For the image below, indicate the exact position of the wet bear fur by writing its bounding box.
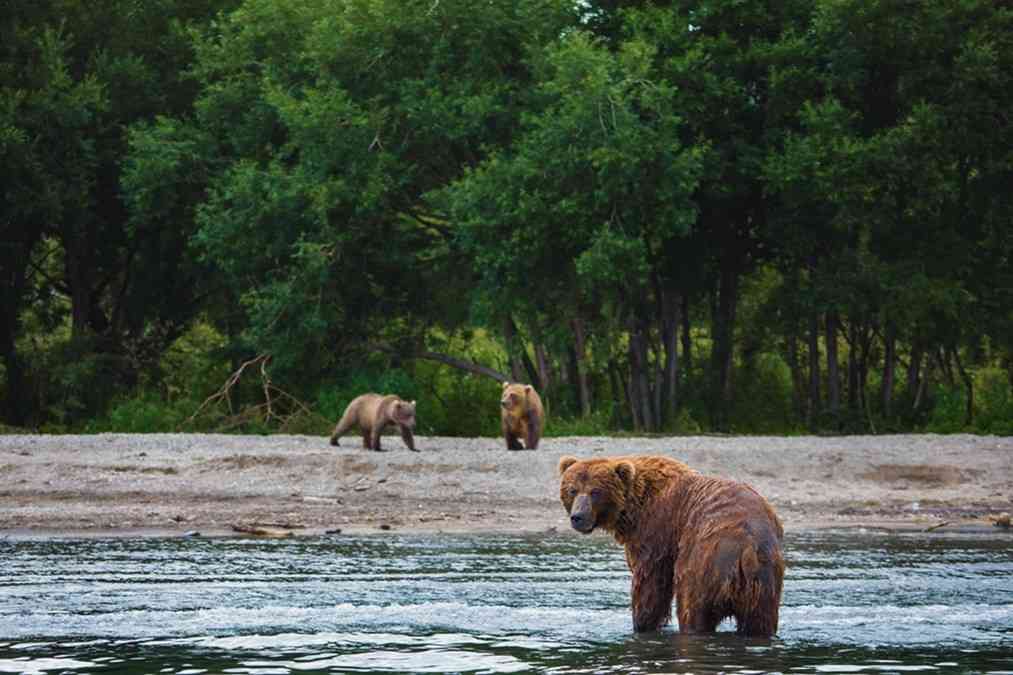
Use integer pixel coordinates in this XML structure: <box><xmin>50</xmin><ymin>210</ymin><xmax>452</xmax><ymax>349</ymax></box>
<box><xmin>500</xmin><ymin>382</ymin><xmax>544</xmax><ymax>450</ymax></box>
<box><xmin>330</xmin><ymin>393</ymin><xmax>418</xmax><ymax>452</ymax></box>
<box><xmin>558</xmin><ymin>454</ymin><xmax>784</xmax><ymax>636</ymax></box>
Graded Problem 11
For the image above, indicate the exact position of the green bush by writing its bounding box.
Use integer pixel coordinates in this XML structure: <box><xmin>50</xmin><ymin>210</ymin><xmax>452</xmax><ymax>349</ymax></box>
<box><xmin>972</xmin><ymin>368</ymin><xmax>1013</xmax><ymax>435</ymax></box>
<box><xmin>412</xmin><ymin>361</ymin><xmax>501</xmax><ymax>437</ymax></box>
<box><xmin>924</xmin><ymin>369</ymin><xmax>1013</xmax><ymax>435</ymax></box>
<box><xmin>727</xmin><ymin>353</ymin><xmax>795</xmax><ymax>434</ymax></box>
<box><xmin>85</xmin><ymin>392</ymin><xmax>187</xmax><ymax>433</ymax></box>
<box><xmin>545</xmin><ymin>409</ymin><xmax>613</xmax><ymax>437</ymax></box>
<box><xmin>668</xmin><ymin>408</ymin><xmax>704</xmax><ymax>434</ymax></box>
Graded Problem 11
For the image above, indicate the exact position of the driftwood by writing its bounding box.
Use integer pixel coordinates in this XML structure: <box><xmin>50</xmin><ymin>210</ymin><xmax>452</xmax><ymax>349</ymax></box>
<box><xmin>231</xmin><ymin>523</ymin><xmax>295</xmax><ymax>537</ymax></box>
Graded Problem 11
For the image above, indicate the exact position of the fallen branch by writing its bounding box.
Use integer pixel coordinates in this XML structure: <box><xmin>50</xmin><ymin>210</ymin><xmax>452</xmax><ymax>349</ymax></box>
<box><xmin>415</xmin><ymin>350</ymin><xmax>510</xmax><ymax>382</ymax></box>
<box><xmin>923</xmin><ymin>521</ymin><xmax>950</xmax><ymax>532</ymax></box>
<box><xmin>186</xmin><ymin>354</ymin><xmax>270</xmax><ymax>423</ymax></box>
<box><xmin>231</xmin><ymin>523</ymin><xmax>294</xmax><ymax>537</ymax></box>
<box><xmin>253</xmin><ymin>521</ymin><xmax>306</xmax><ymax>530</ymax></box>
<box><xmin>180</xmin><ymin>353</ymin><xmax>329</xmax><ymax>432</ymax></box>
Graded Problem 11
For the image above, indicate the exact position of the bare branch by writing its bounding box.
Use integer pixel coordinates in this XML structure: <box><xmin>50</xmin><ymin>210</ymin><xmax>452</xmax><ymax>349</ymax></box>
<box><xmin>415</xmin><ymin>350</ymin><xmax>510</xmax><ymax>382</ymax></box>
<box><xmin>180</xmin><ymin>353</ymin><xmax>327</xmax><ymax>432</ymax></box>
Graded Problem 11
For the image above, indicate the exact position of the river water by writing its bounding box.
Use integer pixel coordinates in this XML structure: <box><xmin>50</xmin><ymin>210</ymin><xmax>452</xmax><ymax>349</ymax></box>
<box><xmin>1</xmin><ymin>530</ymin><xmax>1011</xmax><ymax>673</ymax></box>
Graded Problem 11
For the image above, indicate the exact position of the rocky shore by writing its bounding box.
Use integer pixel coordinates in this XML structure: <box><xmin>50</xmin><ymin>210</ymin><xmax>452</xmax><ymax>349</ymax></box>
<box><xmin>1</xmin><ymin>433</ymin><xmax>1010</xmax><ymax>538</ymax></box>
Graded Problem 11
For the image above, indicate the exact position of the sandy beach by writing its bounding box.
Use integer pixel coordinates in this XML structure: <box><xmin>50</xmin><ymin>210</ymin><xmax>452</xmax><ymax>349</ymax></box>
<box><xmin>1</xmin><ymin>433</ymin><xmax>1010</xmax><ymax>538</ymax></box>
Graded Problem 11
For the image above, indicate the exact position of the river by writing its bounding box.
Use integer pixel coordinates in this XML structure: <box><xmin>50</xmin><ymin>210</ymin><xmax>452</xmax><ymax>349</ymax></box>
<box><xmin>1</xmin><ymin>530</ymin><xmax>1011</xmax><ymax>673</ymax></box>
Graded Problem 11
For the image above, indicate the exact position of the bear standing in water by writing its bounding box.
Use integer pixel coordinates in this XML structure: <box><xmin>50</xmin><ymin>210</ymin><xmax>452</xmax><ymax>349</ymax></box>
<box><xmin>558</xmin><ymin>454</ymin><xmax>784</xmax><ymax>636</ymax></box>
<box><xmin>500</xmin><ymin>382</ymin><xmax>544</xmax><ymax>450</ymax></box>
<box><xmin>330</xmin><ymin>394</ymin><xmax>418</xmax><ymax>452</ymax></box>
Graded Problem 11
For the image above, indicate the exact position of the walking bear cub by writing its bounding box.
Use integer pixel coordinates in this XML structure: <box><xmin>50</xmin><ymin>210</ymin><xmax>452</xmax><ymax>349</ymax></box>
<box><xmin>500</xmin><ymin>382</ymin><xmax>544</xmax><ymax>450</ymax></box>
<box><xmin>330</xmin><ymin>394</ymin><xmax>417</xmax><ymax>452</ymax></box>
<box><xmin>558</xmin><ymin>454</ymin><xmax>784</xmax><ymax>636</ymax></box>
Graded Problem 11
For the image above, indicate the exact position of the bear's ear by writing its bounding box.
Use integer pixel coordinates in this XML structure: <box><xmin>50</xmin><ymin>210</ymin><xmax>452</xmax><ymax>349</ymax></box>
<box><xmin>502</xmin><ymin>381</ymin><xmax>510</xmax><ymax>389</ymax></box>
<box><xmin>558</xmin><ymin>455</ymin><xmax>579</xmax><ymax>476</ymax></box>
<box><xmin>410</xmin><ymin>400</ymin><xmax>416</xmax><ymax>406</ymax></box>
<box><xmin>524</xmin><ymin>385</ymin><xmax>533</xmax><ymax>393</ymax></box>
<box><xmin>614</xmin><ymin>461</ymin><xmax>636</xmax><ymax>486</ymax></box>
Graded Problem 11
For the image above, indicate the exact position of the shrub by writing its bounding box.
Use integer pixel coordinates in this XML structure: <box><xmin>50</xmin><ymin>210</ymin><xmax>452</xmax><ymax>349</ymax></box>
<box><xmin>545</xmin><ymin>409</ymin><xmax>613</xmax><ymax>437</ymax></box>
<box><xmin>972</xmin><ymin>368</ymin><xmax>1013</xmax><ymax>435</ymax></box>
<box><xmin>924</xmin><ymin>384</ymin><xmax>968</xmax><ymax>433</ymax></box>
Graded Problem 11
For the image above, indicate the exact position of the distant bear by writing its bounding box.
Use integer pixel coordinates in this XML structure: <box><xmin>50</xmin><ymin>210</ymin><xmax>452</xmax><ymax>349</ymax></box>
<box><xmin>330</xmin><ymin>394</ymin><xmax>418</xmax><ymax>452</ymax></box>
<box><xmin>500</xmin><ymin>382</ymin><xmax>544</xmax><ymax>450</ymax></box>
<box><xmin>558</xmin><ymin>454</ymin><xmax>784</xmax><ymax>636</ymax></box>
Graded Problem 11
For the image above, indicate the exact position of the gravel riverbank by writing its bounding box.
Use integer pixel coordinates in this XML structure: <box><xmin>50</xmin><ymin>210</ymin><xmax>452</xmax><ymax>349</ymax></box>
<box><xmin>1</xmin><ymin>433</ymin><xmax>1010</xmax><ymax>537</ymax></box>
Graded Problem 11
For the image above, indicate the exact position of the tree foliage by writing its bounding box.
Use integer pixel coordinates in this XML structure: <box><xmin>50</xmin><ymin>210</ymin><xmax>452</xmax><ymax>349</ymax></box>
<box><xmin>3</xmin><ymin>0</ymin><xmax>1011</xmax><ymax>435</ymax></box>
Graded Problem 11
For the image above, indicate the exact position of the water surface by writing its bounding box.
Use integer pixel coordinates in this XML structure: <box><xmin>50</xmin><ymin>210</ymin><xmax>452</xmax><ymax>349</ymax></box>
<box><xmin>1</xmin><ymin>530</ymin><xmax>1011</xmax><ymax>673</ymax></box>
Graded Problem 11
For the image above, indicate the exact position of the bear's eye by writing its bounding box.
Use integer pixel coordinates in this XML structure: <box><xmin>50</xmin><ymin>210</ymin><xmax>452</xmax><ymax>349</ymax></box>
<box><xmin>566</xmin><ymin>487</ymin><xmax>577</xmax><ymax>498</ymax></box>
<box><xmin>590</xmin><ymin>488</ymin><xmax>603</xmax><ymax>500</ymax></box>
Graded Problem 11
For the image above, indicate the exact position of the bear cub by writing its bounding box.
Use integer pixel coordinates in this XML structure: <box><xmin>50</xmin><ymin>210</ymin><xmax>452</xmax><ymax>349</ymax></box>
<box><xmin>500</xmin><ymin>382</ymin><xmax>545</xmax><ymax>450</ymax></box>
<box><xmin>330</xmin><ymin>393</ymin><xmax>418</xmax><ymax>452</ymax></box>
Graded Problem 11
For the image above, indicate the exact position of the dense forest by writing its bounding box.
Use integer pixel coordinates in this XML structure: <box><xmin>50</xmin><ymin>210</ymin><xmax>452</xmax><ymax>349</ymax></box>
<box><xmin>2</xmin><ymin>0</ymin><xmax>1011</xmax><ymax>436</ymax></box>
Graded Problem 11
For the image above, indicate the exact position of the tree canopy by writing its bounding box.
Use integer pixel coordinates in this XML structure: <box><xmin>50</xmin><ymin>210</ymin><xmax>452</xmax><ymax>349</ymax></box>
<box><xmin>3</xmin><ymin>0</ymin><xmax>1011</xmax><ymax>435</ymax></box>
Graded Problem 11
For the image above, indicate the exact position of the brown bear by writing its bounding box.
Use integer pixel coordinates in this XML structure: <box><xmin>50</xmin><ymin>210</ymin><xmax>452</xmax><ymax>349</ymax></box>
<box><xmin>558</xmin><ymin>454</ymin><xmax>784</xmax><ymax>636</ymax></box>
<box><xmin>329</xmin><ymin>394</ymin><xmax>418</xmax><ymax>452</ymax></box>
<box><xmin>500</xmin><ymin>382</ymin><xmax>544</xmax><ymax>450</ymax></box>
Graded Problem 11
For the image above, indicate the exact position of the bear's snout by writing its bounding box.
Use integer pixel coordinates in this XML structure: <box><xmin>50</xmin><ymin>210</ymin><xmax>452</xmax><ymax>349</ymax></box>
<box><xmin>569</xmin><ymin>495</ymin><xmax>594</xmax><ymax>533</ymax></box>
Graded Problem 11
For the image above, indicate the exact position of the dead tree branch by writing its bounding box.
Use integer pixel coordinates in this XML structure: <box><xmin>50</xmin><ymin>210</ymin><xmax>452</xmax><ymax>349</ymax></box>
<box><xmin>181</xmin><ymin>353</ymin><xmax>327</xmax><ymax>432</ymax></box>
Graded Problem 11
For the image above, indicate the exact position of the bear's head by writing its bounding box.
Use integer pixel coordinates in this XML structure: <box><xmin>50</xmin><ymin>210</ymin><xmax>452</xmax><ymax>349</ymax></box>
<box><xmin>500</xmin><ymin>382</ymin><xmax>532</xmax><ymax>417</ymax></box>
<box><xmin>394</xmin><ymin>400</ymin><xmax>417</xmax><ymax>429</ymax></box>
<box><xmin>558</xmin><ymin>456</ymin><xmax>636</xmax><ymax>534</ymax></box>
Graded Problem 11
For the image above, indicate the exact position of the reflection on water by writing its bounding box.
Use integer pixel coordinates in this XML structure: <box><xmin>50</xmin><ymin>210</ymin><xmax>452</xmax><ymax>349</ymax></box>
<box><xmin>1</xmin><ymin>531</ymin><xmax>1011</xmax><ymax>673</ymax></box>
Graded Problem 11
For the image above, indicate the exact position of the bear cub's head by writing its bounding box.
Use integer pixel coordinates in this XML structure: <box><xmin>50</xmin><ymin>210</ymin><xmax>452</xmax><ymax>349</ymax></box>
<box><xmin>500</xmin><ymin>382</ymin><xmax>532</xmax><ymax>416</ymax></box>
<box><xmin>558</xmin><ymin>456</ymin><xmax>636</xmax><ymax>534</ymax></box>
<box><xmin>394</xmin><ymin>400</ymin><xmax>417</xmax><ymax>429</ymax></box>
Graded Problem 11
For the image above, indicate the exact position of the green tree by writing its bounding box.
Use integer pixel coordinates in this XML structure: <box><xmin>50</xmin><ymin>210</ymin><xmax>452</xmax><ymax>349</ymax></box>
<box><xmin>766</xmin><ymin>0</ymin><xmax>1013</xmax><ymax>430</ymax></box>
<box><xmin>1</xmin><ymin>16</ymin><xmax>106</xmax><ymax>425</ymax></box>
<box><xmin>443</xmin><ymin>31</ymin><xmax>702</xmax><ymax>429</ymax></box>
<box><xmin>160</xmin><ymin>0</ymin><xmax>578</xmax><ymax>392</ymax></box>
<box><xmin>2</xmin><ymin>0</ymin><xmax>237</xmax><ymax>426</ymax></box>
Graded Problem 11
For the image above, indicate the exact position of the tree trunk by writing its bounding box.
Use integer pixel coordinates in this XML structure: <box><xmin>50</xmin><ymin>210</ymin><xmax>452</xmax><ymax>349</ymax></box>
<box><xmin>0</xmin><ymin>233</ymin><xmax>40</xmax><ymax>427</ymax></box>
<box><xmin>786</xmin><ymin>330</ymin><xmax>804</xmax><ymax>423</ymax></box>
<box><xmin>857</xmin><ymin>325</ymin><xmax>873</xmax><ymax>430</ymax></box>
<box><xmin>950</xmin><ymin>345</ymin><xmax>974</xmax><ymax>426</ymax></box>
<box><xmin>0</xmin><ymin>333</ymin><xmax>30</xmax><ymax>427</ymax></box>
<box><xmin>935</xmin><ymin>346</ymin><xmax>956</xmax><ymax>388</ymax></box>
<box><xmin>609</xmin><ymin>359</ymin><xmax>632</xmax><ymax>429</ymax></box>
<box><xmin>503</xmin><ymin>316</ymin><xmax>540</xmax><ymax>385</ymax></box>
<box><xmin>847</xmin><ymin>319</ymin><xmax>860</xmax><ymax>413</ymax></box>
<box><xmin>681</xmin><ymin>293</ymin><xmax>692</xmax><ymax>377</ymax></box>
<box><xmin>534</xmin><ymin>343</ymin><xmax>550</xmax><ymax>393</ymax></box>
<box><xmin>907</xmin><ymin>340</ymin><xmax>924</xmax><ymax>399</ymax></box>
<box><xmin>628</xmin><ymin>319</ymin><xmax>655</xmax><ymax>431</ymax></box>
<box><xmin>660</xmin><ymin>290</ymin><xmax>680</xmax><ymax>426</ymax></box>
<box><xmin>826</xmin><ymin>311</ymin><xmax>840</xmax><ymax>415</ymax></box>
<box><xmin>570</xmin><ymin>318</ymin><xmax>591</xmax><ymax>417</ymax></box>
<box><xmin>807</xmin><ymin>312</ymin><xmax>821</xmax><ymax>428</ymax></box>
<box><xmin>710</xmin><ymin>257</ymin><xmax>740</xmax><ymax>431</ymax></box>
<box><xmin>64</xmin><ymin>226</ymin><xmax>106</xmax><ymax>338</ymax></box>
<box><xmin>913</xmin><ymin>354</ymin><xmax>930</xmax><ymax>412</ymax></box>
<box><xmin>622</xmin><ymin>357</ymin><xmax>642</xmax><ymax>432</ymax></box>
<box><xmin>880</xmin><ymin>322</ymin><xmax>896</xmax><ymax>418</ymax></box>
<box><xmin>503</xmin><ymin>318</ymin><xmax>524</xmax><ymax>382</ymax></box>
